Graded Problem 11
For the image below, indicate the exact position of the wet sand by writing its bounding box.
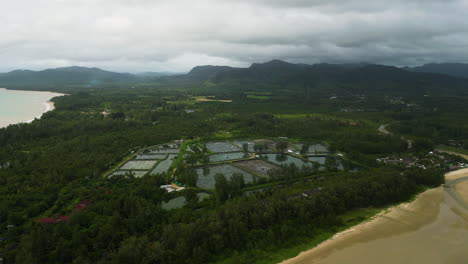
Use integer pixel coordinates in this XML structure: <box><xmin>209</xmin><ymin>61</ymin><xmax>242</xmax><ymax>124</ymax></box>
<box><xmin>280</xmin><ymin>169</ymin><xmax>468</xmax><ymax>264</ymax></box>
<box><xmin>446</xmin><ymin>168</ymin><xmax>468</xmax><ymax>181</ymax></box>
<box><xmin>455</xmin><ymin>181</ymin><xmax>468</xmax><ymax>205</ymax></box>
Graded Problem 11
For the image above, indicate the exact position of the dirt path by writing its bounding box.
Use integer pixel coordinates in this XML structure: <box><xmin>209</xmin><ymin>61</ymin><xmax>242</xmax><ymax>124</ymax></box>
<box><xmin>436</xmin><ymin>149</ymin><xmax>468</xmax><ymax>161</ymax></box>
<box><xmin>378</xmin><ymin>124</ymin><xmax>412</xmax><ymax>149</ymax></box>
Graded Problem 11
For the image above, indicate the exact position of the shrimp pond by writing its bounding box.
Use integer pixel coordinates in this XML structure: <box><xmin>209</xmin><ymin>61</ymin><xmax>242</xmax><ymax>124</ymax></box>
<box><xmin>107</xmin><ymin>139</ymin><xmax>358</xmax><ymax>191</ymax></box>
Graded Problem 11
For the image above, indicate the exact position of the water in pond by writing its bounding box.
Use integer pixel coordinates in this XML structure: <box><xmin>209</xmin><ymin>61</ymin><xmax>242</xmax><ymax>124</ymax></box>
<box><xmin>151</xmin><ymin>154</ymin><xmax>177</xmax><ymax>175</ymax></box>
<box><xmin>135</xmin><ymin>154</ymin><xmax>167</xmax><ymax>160</ymax></box>
<box><xmin>162</xmin><ymin>196</ymin><xmax>186</xmax><ymax>210</ymax></box>
<box><xmin>295</xmin><ymin>143</ymin><xmax>329</xmax><ymax>153</ymax></box>
<box><xmin>306</xmin><ymin>156</ymin><xmax>326</xmax><ymax>165</ymax></box>
<box><xmin>120</xmin><ymin>160</ymin><xmax>157</xmax><ymax>170</ymax></box>
<box><xmin>162</xmin><ymin>193</ymin><xmax>211</xmax><ymax>210</ymax></box>
<box><xmin>197</xmin><ymin>192</ymin><xmax>211</xmax><ymax>201</ymax></box>
<box><xmin>232</xmin><ymin>140</ymin><xmax>255</xmax><ymax>152</ymax></box>
<box><xmin>209</xmin><ymin>152</ymin><xmax>247</xmax><ymax>162</ymax></box>
<box><xmin>234</xmin><ymin>159</ymin><xmax>280</xmax><ymax>177</ymax></box>
<box><xmin>262</xmin><ymin>154</ymin><xmax>311</xmax><ymax>168</ymax></box>
<box><xmin>205</xmin><ymin>142</ymin><xmax>241</xmax><ymax>153</ymax></box>
<box><xmin>149</xmin><ymin>148</ymin><xmax>179</xmax><ymax>154</ymax></box>
<box><xmin>195</xmin><ymin>164</ymin><xmax>256</xmax><ymax>189</ymax></box>
<box><xmin>280</xmin><ymin>170</ymin><xmax>468</xmax><ymax>264</ymax></box>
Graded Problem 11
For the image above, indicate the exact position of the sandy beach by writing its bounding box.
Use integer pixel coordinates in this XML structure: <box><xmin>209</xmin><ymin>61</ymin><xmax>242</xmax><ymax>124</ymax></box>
<box><xmin>279</xmin><ymin>168</ymin><xmax>468</xmax><ymax>264</ymax></box>
<box><xmin>445</xmin><ymin>167</ymin><xmax>468</xmax><ymax>181</ymax></box>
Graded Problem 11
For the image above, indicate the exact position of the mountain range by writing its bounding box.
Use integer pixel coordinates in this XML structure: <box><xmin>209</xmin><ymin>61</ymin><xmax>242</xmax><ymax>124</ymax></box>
<box><xmin>404</xmin><ymin>63</ymin><xmax>468</xmax><ymax>79</ymax></box>
<box><xmin>1</xmin><ymin>61</ymin><xmax>467</xmax><ymax>96</ymax></box>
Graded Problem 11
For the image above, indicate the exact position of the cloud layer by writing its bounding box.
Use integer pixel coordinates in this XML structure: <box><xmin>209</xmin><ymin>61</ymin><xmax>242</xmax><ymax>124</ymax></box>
<box><xmin>1</xmin><ymin>0</ymin><xmax>468</xmax><ymax>72</ymax></box>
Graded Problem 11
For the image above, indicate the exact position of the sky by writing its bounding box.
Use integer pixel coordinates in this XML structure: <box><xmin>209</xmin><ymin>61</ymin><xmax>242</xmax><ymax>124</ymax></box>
<box><xmin>1</xmin><ymin>0</ymin><xmax>468</xmax><ymax>73</ymax></box>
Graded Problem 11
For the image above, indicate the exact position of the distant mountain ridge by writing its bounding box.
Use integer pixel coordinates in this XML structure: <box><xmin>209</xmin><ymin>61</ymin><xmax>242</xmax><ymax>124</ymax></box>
<box><xmin>0</xmin><ymin>66</ymin><xmax>179</xmax><ymax>88</ymax></box>
<box><xmin>404</xmin><ymin>63</ymin><xmax>468</xmax><ymax>79</ymax></box>
<box><xmin>0</xmin><ymin>66</ymin><xmax>137</xmax><ymax>88</ymax></box>
<box><xmin>181</xmin><ymin>60</ymin><xmax>468</xmax><ymax>97</ymax></box>
<box><xmin>1</xmin><ymin>61</ymin><xmax>468</xmax><ymax>96</ymax></box>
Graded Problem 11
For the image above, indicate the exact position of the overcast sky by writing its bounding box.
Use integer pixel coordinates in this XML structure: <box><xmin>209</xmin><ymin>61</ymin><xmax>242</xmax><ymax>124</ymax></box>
<box><xmin>1</xmin><ymin>0</ymin><xmax>468</xmax><ymax>73</ymax></box>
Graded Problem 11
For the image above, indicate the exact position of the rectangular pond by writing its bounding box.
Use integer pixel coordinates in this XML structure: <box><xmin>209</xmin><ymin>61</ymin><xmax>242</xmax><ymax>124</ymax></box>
<box><xmin>135</xmin><ymin>154</ymin><xmax>167</xmax><ymax>160</ymax></box>
<box><xmin>120</xmin><ymin>160</ymin><xmax>158</xmax><ymax>170</ymax></box>
<box><xmin>209</xmin><ymin>152</ymin><xmax>248</xmax><ymax>162</ymax></box>
<box><xmin>294</xmin><ymin>143</ymin><xmax>329</xmax><ymax>153</ymax></box>
<box><xmin>306</xmin><ymin>155</ymin><xmax>327</xmax><ymax>164</ymax></box>
<box><xmin>232</xmin><ymin>140</ymin><xmax>255</xmax><ymax>152</ymax></box>
<box><xmin>262</xmin><ymin>154</ymin><xmax>312</xmax><ymax>168</ymax></box>
<box><xmin>205</xmin><ymin>142</ymin><xmax>241</xmax><ymax>153</ymax></box>
<box><xmin>195</xmin><ymin>164</ymin><xmax>256</xmax><ymax>189</ymax></box>
<box><xmin>150</xmin><ymin>154</ymin><xmax>177</xmax><ymax>175</ymax></box>
<box><xmin>149</xmin><ymin>148</ymin><xmax>180</xmax><ymax>154</ymax></box>
<box><xmin>161</xmin><ymin>193</ymin><xmax>212</xmax><ymax>210</ymax></box>
<box><xmin>234</xmin><ymin>159</ymin><xmax>280</xmax><ymax>177</ymax></box>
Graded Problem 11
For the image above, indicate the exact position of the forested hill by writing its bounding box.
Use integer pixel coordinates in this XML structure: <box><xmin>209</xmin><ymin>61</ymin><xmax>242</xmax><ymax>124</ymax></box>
<box><xmin>0</xmin><ymin>66</ymin><xmax>138</xmax><ymax>89</ymax></box>
<box><xmin>2</xmin><ymin>61</ymin><xmax>468</xmax><ymax>96</ymax></box>
<box><xmin>177</xmin><ymin>60</ymin><xmax>468</xmax><ymax>97</ymax></box>
<box><xmin>404</xmin><ymin>63</ymin><xmax>468</xmax><ymax>79</ymax></box>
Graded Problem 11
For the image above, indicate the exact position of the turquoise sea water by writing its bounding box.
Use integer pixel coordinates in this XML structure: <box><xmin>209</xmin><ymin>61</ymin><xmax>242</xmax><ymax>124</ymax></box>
<box><xmin>0</xmin><ymin>88</ymin><xmax>64</xmax><ymax>128</ymax></box>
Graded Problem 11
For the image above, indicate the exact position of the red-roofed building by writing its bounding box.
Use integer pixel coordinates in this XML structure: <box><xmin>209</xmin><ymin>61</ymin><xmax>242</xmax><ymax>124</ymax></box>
<box><xmin>36</xmin><ymin>216</ymin><xmax>70</xmax><ymax>224</ymax></box>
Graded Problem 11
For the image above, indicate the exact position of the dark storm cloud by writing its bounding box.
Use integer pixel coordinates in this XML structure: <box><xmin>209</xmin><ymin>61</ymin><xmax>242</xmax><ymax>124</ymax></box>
<box><xmin>1</xmin><ymin>0</ymin><xmax>467</xmax><ymax>72</ymax></box>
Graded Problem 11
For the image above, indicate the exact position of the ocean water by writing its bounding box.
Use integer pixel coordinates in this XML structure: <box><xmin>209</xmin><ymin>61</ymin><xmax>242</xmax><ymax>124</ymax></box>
<box><xmin>0</xmin><ymin>88</ymin><xmax>64</xmax><ymax>128</ymax></box>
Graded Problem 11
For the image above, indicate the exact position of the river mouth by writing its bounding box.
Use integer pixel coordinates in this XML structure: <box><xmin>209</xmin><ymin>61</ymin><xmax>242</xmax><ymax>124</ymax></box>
<box><xmin>280</xmin><ymin>169</ymin><xmax>468</xmax><ymax>264</ymax></box>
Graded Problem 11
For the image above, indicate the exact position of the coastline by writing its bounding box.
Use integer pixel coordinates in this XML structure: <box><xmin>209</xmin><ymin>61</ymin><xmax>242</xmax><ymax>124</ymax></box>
<box><xmin>278</xmin><ymin>168</ymin><xmax>468</xmax><ymax>264</ymax></box>
<box><xmin>0</xmin><ymin>88</ymin><xmax>65</xmax><ymax>128</ymax></box>
<box><xmin>26</xmin><ymin>101</ymin><xmax>56</xmax><ymax>123</ymax></box>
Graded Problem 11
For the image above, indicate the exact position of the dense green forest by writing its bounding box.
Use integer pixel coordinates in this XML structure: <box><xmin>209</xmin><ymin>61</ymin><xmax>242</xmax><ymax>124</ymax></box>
<box><xmin>1</xmin><ymin>62</ymin><xmax>468</xmax><ymax>263</ymax></box>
